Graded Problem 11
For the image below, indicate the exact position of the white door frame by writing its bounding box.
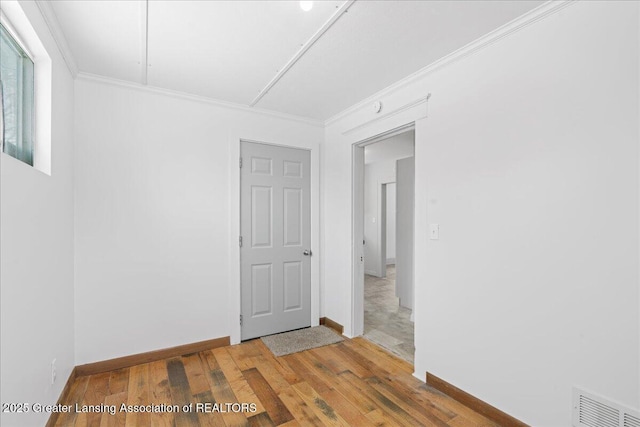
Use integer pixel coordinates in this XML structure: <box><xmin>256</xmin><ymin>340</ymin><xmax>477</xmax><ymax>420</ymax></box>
<box><xmin>351</xmin><ymin>123</ymin><xmax>415</xmax><ymax>338</ymax></box>
<box><xmin>228</xmin><ymin>136</ymin><xmax>320</xmax><ymax>345</ymax></box>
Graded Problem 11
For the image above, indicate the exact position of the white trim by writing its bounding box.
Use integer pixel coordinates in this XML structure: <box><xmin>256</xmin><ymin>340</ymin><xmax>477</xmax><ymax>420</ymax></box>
<box><xmin>76</xmin><ymin>72</ymin><xmax>325</xmax><ymax>127</ymax></box>
<box><xmin>356</xmin><ymin>122</ymin><xmax>415</xmax><ymax>147</ymax></box>
<box><xmin>228</xmin><ymin>137</ymin><xmax>242</xmax><ymax>345</ymax></box>
<box><xmin>350</xmin><ymin>143</ymin><xmax>365</xmax><ymax>338</ymax></box>
<box><xmin>34</xmin><ymin>0</ymin><xmax>78</xmax><ymax>78</ymax></box>
<box><xmin>239</xmin><ymin>138</ymin><xmax>312</xmax><ymax>152</ymax></box>
<box><xmin>325</xmin><ymin>0</ymin><xmax>575</xmax><ymax>126</ymax></box>
<box><xmin>342</xmin><ymin>96</ymin><xmax>428</xmax><ymax>136</ymax></box>
<box><xmin>0</xmin><ymin>10</ymin><xmax>35</xmax><ymax>59</ymax></box>
<box><xmin>637</xmin><ymin>0</ymin><xmax>640</xmax><ymax>400</ymax></box>
<box><xmin>251</xmin><ymin>0</ymin><xmax>356</xmax><ymax>107</ymax></box>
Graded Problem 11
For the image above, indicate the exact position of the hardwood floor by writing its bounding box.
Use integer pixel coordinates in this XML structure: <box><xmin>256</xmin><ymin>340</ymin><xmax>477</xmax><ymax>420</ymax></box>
<box><xmin>54</xmin><ymin>337</ymin><xmax>498</xmax><ymax>427</ymax></box>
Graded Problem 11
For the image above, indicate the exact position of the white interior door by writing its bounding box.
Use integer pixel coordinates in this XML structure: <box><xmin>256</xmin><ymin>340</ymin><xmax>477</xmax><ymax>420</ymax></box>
<box><xmin>240</xmin><ymin>141</ymin><xmax>311</xmax><ymax>340</ymax></box>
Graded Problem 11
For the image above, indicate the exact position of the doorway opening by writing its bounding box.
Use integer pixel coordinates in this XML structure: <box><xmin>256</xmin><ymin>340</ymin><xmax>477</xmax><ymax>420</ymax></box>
<box><xmin>353</xmin><ymin>125</ymin><xmax>415</xmax><ymax>363</ymax></box>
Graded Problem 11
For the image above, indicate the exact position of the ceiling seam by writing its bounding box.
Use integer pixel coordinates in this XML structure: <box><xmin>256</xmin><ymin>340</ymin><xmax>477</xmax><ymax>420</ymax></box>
<box><xmin>249</xmin><ymin>0</ymin><xmax>356</xmax><ymax>107</ymax></box>
<box><xmin>35</xmin><ymin>0</ymin><xmax>79</xmax><ymax>78</ymax></box>
<box><xmin>140</xmin><ymin>0</ymin><xmax>149</xmax><ymax>85</ymax></box>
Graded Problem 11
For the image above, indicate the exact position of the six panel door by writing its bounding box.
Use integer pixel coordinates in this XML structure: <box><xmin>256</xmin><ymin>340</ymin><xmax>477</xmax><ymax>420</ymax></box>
<box><xmin>240</xmin><ymin>141</ymin><xmax>311</xmax><ymax>340</ymax></box>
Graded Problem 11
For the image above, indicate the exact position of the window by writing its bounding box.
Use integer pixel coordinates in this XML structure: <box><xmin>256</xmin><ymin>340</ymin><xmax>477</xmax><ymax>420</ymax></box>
<box><xmin>0</xmin><ymin>22</ymin><xmax>35</xmax><ymax>166</ymax></box>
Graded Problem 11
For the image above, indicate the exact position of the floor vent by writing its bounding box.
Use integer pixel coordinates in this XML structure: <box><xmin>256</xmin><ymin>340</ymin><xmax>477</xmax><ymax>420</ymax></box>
<box><xmin>574</xmin><ymin>388</ymin><xmax>640</xmax><ymax>427</ymax></box>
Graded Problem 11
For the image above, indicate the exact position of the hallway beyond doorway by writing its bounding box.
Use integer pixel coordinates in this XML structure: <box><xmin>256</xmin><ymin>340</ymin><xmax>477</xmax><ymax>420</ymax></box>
<box><xmin>364</xmin><ymin>265</ymin><xmax>414</xmax><ymax>363</ymax></box>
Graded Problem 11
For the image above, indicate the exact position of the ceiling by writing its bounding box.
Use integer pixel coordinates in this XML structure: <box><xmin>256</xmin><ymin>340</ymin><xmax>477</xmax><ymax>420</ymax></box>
<box><xmin>49</xmin><ymin>0</ymin><xmax>544</xmax><ymax>121</ymax></box>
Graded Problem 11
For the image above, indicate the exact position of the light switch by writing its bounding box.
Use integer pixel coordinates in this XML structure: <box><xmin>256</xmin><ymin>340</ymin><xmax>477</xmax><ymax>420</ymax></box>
<box><xmin>429</xmin><ymin>223</ymin><xmax>439</xmax><ymax>240</ymax></box>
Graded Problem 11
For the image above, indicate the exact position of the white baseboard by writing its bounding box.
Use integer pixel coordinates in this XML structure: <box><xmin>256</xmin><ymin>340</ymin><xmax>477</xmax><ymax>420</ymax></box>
<box><xmin>386</xmin><ymin>258</ymin><xmax>396</xmax><ymax>265</ymax></box>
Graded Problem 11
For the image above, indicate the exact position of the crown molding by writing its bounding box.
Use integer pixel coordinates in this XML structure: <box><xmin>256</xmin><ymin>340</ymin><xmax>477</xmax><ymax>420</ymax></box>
<box><xmin>324</xmin><ymin>0</ymin><xmax>576</xmax><ymax>127</ymax></box>
<box><xmin>35</xmin><ymin>0</ymin><xmax>78</xmax><ymax>77</ymax></box>
<box><xmin>34</xmin><ymin>0</ymin><xmax>575</xmax><ymax>129</ymax></box>
<box><xmin>76</xmin><ymin>72</ymin><xmax>325</xmax><ymax>127</ymax></box>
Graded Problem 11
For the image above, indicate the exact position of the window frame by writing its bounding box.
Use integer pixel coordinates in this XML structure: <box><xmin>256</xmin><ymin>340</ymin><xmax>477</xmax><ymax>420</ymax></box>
<box><xmin>0</xmin><ymin>4</ymin><xmax>52</xmax><ymax>175</ymax></box>
<box><xmin>1</xmin><ymin>20</ymin><xmax>36</xmax><ymax>166</ymax></box>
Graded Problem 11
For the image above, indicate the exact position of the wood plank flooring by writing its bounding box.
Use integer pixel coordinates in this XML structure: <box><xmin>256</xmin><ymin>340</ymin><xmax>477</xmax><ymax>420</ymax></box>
<box><xmin>54</xmin><ymin>337</ymin><xmax>499</xmax><ymax>427</ymax></box>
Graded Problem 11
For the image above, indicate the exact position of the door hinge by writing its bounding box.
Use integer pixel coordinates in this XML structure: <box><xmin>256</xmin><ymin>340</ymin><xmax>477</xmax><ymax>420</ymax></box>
<box><xmin>239</xmin><ymin>157</ymin><xmax>243</xmax><ymax>168</ymax></box>
<box><xmin>239</xmin><ymin>236</ymin><xmax>243</xmax><ymax>247</ymax></box>
<box><xmin>240</xmin><ymin>314</ymin><xmax>243</xmax><ymax>326</ymax></box>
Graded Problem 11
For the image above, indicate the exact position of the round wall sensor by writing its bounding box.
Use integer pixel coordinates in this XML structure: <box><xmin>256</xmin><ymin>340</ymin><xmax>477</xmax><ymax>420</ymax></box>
<box><xmin>373</xmin><ymin>101</ymin><xmax>382</xmax><ymax>113</ymax></box>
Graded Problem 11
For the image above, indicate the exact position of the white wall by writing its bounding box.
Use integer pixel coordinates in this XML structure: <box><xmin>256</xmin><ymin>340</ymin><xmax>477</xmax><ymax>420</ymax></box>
<box><xmin>386</xmin><ymin>182</ymin><xmax>396</xmax><ymax>263</ymax></box>
<box><xmin>0</xmin><ymin>2</ymin><xmax>75</xmax><ymax>426</ymax></box>
<box><xmin>74</xmin><ymin>78</ymin><xmax>323</xmax><ymax>364</ymax></box>
<box><xmin>323</xmin><ymin>2</ymin><xmax>639</xmax><ymax>425</ymax></box>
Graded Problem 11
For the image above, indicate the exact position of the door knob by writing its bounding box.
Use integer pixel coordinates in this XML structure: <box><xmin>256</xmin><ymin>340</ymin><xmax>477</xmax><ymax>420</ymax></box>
<box><xmin>303</xmin><ymin>249</ymin><xmax>312</xmax><ymax>256</ymax></box>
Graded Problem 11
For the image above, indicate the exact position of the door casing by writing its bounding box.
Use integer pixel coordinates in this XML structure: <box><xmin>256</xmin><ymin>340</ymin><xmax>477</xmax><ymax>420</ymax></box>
<box><xmin>351</xmin><ymin>123</ymin><xmax>415</xmax><ymax>338</ymax></box>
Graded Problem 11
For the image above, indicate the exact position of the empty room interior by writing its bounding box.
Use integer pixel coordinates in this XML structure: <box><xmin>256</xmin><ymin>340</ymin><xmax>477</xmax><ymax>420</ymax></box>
<box><xmin>1</xmin><ymin>1</ymin><xmax>639</xmax><ymax>426</ymax></box>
